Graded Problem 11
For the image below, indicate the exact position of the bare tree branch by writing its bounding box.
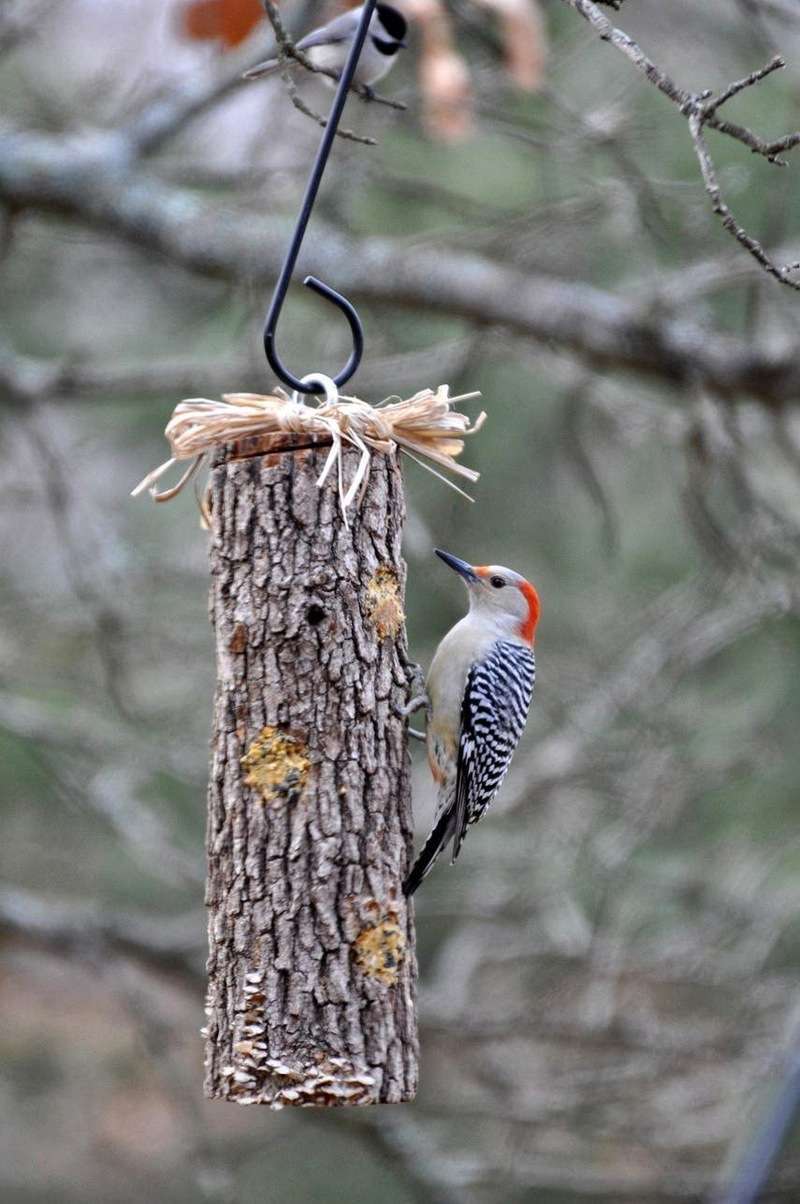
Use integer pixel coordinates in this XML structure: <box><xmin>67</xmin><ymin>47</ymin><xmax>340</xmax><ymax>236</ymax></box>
<box><xmin>0</xmin><ymin>885</ymin><xmax>204</xmax><ymax>978</ymax></box>
<box><xmin>0</xmin><ymin>337</ymin><xmax>477</xmax><ymax>405</ymax></box>
<box><xmin>561</xmin><ymin>0</ymin><xmax>800</xmax><ymax>285</ymax></box>
<box><xmin>2</xmin><ymin>133</ymin><xmax>800</xmax><ymax>405</ymax></box>
<box><xmin>278</xmin><ymin>60</ymin><xmax>378</xmax><ymax>147</ymax></box>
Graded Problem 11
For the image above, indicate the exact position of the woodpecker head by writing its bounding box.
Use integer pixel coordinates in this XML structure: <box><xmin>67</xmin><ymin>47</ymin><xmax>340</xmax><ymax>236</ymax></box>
<box><xmin>435</xmin><ymin>548</ymin><xmax>540</xmax><ymax>644</ymax></box>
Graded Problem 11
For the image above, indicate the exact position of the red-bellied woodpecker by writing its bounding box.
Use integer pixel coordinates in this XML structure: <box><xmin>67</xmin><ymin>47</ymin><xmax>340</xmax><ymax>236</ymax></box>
<box><xmin>403</xmin><ymin>548</ymin><xmax>540</xmax><ymax>896</ymax></box>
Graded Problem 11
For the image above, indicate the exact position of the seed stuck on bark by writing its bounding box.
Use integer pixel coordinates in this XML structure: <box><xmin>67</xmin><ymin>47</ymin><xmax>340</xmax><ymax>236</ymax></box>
<box><xmin>241</xmin><ymin>725</ymin><xmax>310</xmax><ymax>805</ymax></box>
<box><xmin>353</xmin><ymin>910</ymin><xmax>406</xmax><ymax>985</ymax></box>
<box><xmin>365</xmin><ymin>565</ymin><xmax>405</xmax><ymax>640</ymax></box>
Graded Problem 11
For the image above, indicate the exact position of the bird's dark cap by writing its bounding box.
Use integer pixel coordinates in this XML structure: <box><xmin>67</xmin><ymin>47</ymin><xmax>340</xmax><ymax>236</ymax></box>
<box><xmin>377</xmin><ymin>4</ymin><xmax>408</xmax><ymax>43</ymax></box>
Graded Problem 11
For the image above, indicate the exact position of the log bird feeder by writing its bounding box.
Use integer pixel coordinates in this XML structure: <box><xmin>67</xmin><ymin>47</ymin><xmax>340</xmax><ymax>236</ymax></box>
<box><xmin>204</xmin><ymin>0</ymin><xmax>419</xmax><ymax>1107</ymax></box>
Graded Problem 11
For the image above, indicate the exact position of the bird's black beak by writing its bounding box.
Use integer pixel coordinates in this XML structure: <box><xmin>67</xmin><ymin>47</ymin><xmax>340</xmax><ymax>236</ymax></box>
<box><xmin>435</xmin><ymin>548</ymin><xmax>478</xmax><ymax>584</ymax></box>
<box><xmin>397</xmin><ymin>37</ymin><xmax>407</xmax><ymax>47</ymax></box>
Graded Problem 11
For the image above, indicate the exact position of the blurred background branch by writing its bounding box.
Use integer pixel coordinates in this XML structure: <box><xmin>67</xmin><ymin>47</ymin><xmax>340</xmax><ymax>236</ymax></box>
<box><xmin>3</xmin><ymin>0</ymin><xmax>800</xmax><ymax>1201</ymax></box>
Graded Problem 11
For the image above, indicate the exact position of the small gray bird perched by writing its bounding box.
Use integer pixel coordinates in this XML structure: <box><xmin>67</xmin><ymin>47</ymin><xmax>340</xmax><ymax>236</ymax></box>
<box><xmin>243</xmin><ymin>3</ymin><xmax>408</xmax><ymax>91</ymax></box>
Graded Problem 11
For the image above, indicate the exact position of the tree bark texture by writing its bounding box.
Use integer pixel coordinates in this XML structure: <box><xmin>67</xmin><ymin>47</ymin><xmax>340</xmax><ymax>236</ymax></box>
<box><xmin>204</xmin><ymin>441</ymin><xmax>418</xmax><ymax>1107</ymax></box>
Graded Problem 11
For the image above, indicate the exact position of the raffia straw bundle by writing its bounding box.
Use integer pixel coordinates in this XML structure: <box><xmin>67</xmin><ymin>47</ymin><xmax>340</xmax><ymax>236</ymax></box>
<box><xmin>132</xmin><ymin>385</ymin><xmax>486</xmax><ymax>517</ymax></box>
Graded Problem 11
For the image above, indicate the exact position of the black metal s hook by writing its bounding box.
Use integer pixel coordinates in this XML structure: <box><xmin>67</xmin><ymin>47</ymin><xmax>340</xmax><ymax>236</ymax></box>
<box><xmin>263</xmin><ymin>0</ymin><xmax>378</xmax><ymax>394</ymax></box>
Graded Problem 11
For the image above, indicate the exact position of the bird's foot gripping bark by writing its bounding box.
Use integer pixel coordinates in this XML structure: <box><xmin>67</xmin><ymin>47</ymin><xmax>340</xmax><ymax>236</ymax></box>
<box><xmin>397</xmin><ymin>693</ymin><xmax>429</xmax><ymax>719</ymax></box>
<box><xmin>395</xmin><ymin>691</ymin><xmax>429</xmax><ymax>740</ymax></box>
<box><xmin>401</xmin><ymin>660</ymin><xmax>428</xmax><ymax>709</ymax></box>
<box><xmin>396</xmin><ymin>688</ymin><xmax>429</xmax><ymax>741</ymax></box>
<box><xmin>396</xmin><ymin>665</ymin><xmax>429</xmax><ymax>740</ymax></box>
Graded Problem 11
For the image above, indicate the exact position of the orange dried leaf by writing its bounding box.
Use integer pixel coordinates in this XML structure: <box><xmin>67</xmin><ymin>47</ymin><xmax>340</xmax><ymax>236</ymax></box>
<box><xmin>182</xmin><ymin>0</ymin><xmax>264</xmax><ymax>47</ymax></box>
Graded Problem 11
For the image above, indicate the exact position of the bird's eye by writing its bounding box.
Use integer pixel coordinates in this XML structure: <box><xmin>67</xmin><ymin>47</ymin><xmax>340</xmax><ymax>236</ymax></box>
<box><xmin>490</xmin><ymin>576</ymin><xmax>505</xmax><ymax>589</ymax></box>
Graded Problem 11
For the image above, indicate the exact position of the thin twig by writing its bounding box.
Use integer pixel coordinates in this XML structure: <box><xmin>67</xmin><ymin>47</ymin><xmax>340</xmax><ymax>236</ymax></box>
<box><xmin>688</xmin><ymin>112</ymin><xmax>800</xmax><ymax>289</ymax></box>
<box><xmin>561</xmin><ymin>0</ymin><xmax>800</xmax><ymax>287</ymax></box>
<box><xmin>709</xmin><ymin>117</ymin><xmax>800</xmax><ymax>165</ymax></box>
<box><xmin>703</xmin><ymin>55</ymin><xmax>785</xmax><ymax>118</ymax></box>
<box><xmin>280</xmin><ymin>64</ymin><xmax>377</xmax><ymax>146</ymax></box>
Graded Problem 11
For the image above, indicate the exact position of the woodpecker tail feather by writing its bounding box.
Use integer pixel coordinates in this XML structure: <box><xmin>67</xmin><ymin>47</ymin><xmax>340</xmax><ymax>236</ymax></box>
<box><xmin>242</xmin><ymin>58</ymin><xmax>281</xmax><ymax>80</ymax></box>
<box><xmin>403</xmin><ymin>808</ymin><xmax>457</xmax><ymax>897</ymax></box>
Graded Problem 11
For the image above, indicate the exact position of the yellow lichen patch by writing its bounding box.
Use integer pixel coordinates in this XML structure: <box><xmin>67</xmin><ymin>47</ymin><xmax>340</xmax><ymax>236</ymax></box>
<box><xmin>365</xmin><ymin>566</ymin><xmax>404</xmax><ymax>640</ymax></box>
<box><xmin>353</xmin><ymin>912</ymin><xmax>406</xmax><ymax>985</ymax></box>
<box><xmin>241</xmin><ymin>726</ymin><xmax>309</xmax><ymax>805</ymax></box>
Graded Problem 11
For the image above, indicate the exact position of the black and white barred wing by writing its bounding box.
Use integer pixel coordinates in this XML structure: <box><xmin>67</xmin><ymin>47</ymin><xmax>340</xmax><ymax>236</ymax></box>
<box><xmin>451</xmin><ymin>640</ymin><xmax>535</xmax><ymax>862</ymax></box>
<box><xmin>402</xmin><ymin>639</ymin><xmax>535</xmax><ymax>896</ymax></box>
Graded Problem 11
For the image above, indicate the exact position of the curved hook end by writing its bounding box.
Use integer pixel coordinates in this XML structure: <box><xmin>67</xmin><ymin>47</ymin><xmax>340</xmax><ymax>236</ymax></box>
<box><xmin>263</xmin><ymin>276</ymin><xmax>364</xmax><ymax>394</ymax></box>
<box><xmin>302</xmin><ymin>275</ymin><xmax>364</xmax><ymax>391</ymax></box>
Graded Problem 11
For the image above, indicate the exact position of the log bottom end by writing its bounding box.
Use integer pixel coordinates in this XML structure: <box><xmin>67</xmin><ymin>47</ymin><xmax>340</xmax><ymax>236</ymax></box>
<box><xmin>205</xmin><ymin>1055</ymin><xmax>416</xmax><ymax>1107</ymax></box>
